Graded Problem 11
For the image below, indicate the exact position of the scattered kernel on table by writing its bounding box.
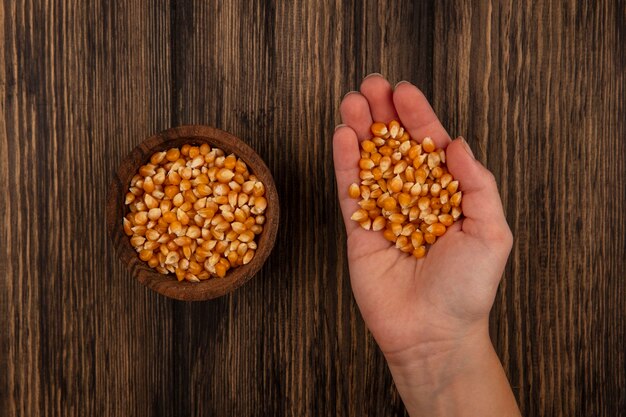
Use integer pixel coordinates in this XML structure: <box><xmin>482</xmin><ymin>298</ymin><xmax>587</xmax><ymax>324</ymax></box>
<box><xmin>123</xmin><ymin>144</ymin><xmax>267</xmax><ymax>282</ymax></box>
<box><xmin>348</xmin><ymin>121</ymin><xmax>462</xmax><ymax>259</ymax></box>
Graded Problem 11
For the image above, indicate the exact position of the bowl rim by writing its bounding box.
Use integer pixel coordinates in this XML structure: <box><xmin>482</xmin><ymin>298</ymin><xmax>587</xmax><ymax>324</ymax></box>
<box><xmin>106</xmin><ymin>125</ymin><xmax>279</xmax><ymax>301</ymax></box>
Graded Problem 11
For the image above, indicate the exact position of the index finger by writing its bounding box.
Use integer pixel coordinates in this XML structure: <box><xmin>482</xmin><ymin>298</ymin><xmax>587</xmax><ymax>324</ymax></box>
<box><xmin>340</xmin><ymin>92</ymin><xmax>374</xmax><ymax>141</ymax></box>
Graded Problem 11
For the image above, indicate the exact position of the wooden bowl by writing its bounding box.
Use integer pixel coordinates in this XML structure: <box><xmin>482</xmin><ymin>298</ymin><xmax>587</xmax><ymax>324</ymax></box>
<box><xmin>106</xmin><ymin>125</ymin><xmax>279</xmax><ymax>301</ymax></box>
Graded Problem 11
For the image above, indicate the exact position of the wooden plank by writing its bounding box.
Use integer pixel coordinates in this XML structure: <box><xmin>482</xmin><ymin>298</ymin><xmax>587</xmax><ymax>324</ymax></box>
<box><xmin>167</xmin><ymin>1</ymin><xmax>432</xmax><ymax>416</ymax></box>
<box><xmin>433</xmin><ymin>1</ymin><xmax>626</xmax><ymax>416</ymax></box>
<box><xmin>0</xmin><ymin>1</ymin><xmax>173</xmax><ymax>416</ymax></box>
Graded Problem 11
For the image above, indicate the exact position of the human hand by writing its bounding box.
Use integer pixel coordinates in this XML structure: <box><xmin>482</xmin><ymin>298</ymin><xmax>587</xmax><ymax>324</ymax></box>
<box><xmin>333</xmin><ymin>74</ymin><xmax>512</xmax><ymax>361</ymax></box>
<box><xmin>333</xmin><ymin>75</ymin><xmax>518</xmax><ymax>416</ymax></box>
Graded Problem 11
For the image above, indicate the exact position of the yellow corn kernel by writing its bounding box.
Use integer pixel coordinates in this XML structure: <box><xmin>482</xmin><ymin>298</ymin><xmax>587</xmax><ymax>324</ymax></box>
<box><xmin>412</xmin><ymin>246</ymin><xmax>426</xmax><ymax>259</ymax></box>
<box><xmin>388</xmin><ymin>120</ymin><xmax>400</xmax><ymax>138</ymax></box>
<box><xmin>395</xmin><ymin>235</ymin><xmax>408</xmax><ymax>249</ymax></box>
<box><xmin>382</xmin><ymin>197</ymin><xmax>397</xmax><ymax>211</ymax></box>
<box><xmin>142</xmin><ymin>176</ymin><xmax>155</xmax><ymax>194</ymax></box>
<box><xmin>238</xmin><ymin>230</ymin><xmax>255</xmax><ymax>243</ymax></box>
<box><xmin>216</xmin><ymin>168</ymin><xmax>235</xmax><ymax>183</ymax></box>
<box><xmin>139</xmin><ymin>164</ymin><xmax>156</xmax><ymax>177</ymax></box>
<box><xmin>450</xmin><ymin>191</ymin><xmax>462</xmax><ymax>207</ymax></box>
<box><xmin>447</xmin><ymin>180</ymin><xmax>459</xmax><ymax>194</ymax></box>
<box><xmin>162</xmin><ymin>185</ymin><xmax>176</xmax><ymax>200</ymax></box>
<box><xmin>251</xmin><ymin>224</ymin><xmax>264</xmax><ymax>235</ymax></box>
<box><xmin>379</xmin><ymin>156</ymin><xmax>392</xmax><ymax>173</ymax></box>
<box><xmin>422</xmin><ymin>137</ymin><xmax>435</xmax><ymax>153</ymax></box>
<box><xmin>390</xmin><ymin>222</ymin><xmax>403</xmax><ymax>236</ymax></box>
<box><xmin>132</xmin><ymin>225</ymin><xmax>147</xmax><ymax>236</ymax></box>
<box><xmin>175</xmin><ymin>268</ymin><xmax>185</xmax><ymax>281</ymax></box>
<box><xmin>182</xmin><ymin>245</ymin><xmax>192</xmax><ymax>260</ymax></box>
<box><xmin>145</xmin><ymin>228</ymin><xmax>160</xmax><ymax>241</ymax></box>
<box><xmin>423</xmin><ymin>213</ymin><xmax>438</xmax><ymax>225</ymax></box>
<box><xmin>188</xmin><ymin>146</ymin><xmax>200</xmax><ymax>159</ymax></box>
<box><xmin>397</xmin><ymin>193</ymin><xmax>412</xmax><ymax>208</ymax></box>
<box><xmin>215</xmin><ymin>263</ymin><xmax>227</xmax><ymax>278</ymax></box>
<box><xmin>130</xmin><ymin>236</ymin><xmax>146</xmax><ymax>247</ymax></box>
<box><xmin>427</xmin><ymin>152</ymin><xmax>441</xmax><ymax>169</ymax></box>
<box><xmin>224</xmin><ymin>155</ymin><xmax>237</xmax><ymax>170</ymax></box>
<box><xmin>176</xmin><ymin>209</ymin><xmax>189</xmax><ymax>226</ymax></box>
<box><xmin>389</xmin><ymin>175</ymin><xmax>403</xmax><ymax>193</ymax></box>
<box><xmin>185</xmin><ymin>225</ymin><xmax>201</xmax><ymax>239</ymax></box>
<box><xmin>393</xmin><ymin>160</ymin><xmax>408</xmax><ymax>175</ymax></box>
<box><xmin>383</xmin><ymin>229</ymin><xmax>397</xmax><ymax>242</ymax></box>
<box><xmin>188</xmin><ymin>261</ymin><xmax>202</xmax><ymax>275</ymax></box>
<box><xmin>173</xmin><ymin>236</ymin><xmax>192</xmax><ymax>247</ymax></box>
<box><xmin>124</xmin><ymin>192</ymin><xmax>135</xmax><ymax>205</ymax></box>
<box><xmin>359</xmin><ymin>199</ymin><xmax>377</xmax><ymax>211</ymax></box>
<box><xmin>370</xmin><ymin>188</ymin><xmax>382</xmax><ymax>199</ymax></box>
<box><xmin>123</xmin><ymin>218</ymin><xmax>133</xmax><ymax>236</ymax></box>
<box><xmin>242</xmin><ymin>250</ymin><xmax>254</xmax><ymax>265</ymax></box>
<box><xmin>199</xmin><ymin>143</ymin><xmax>211</xmax><ymax>155</ymax></box>
<box><xmin>134</xmin><ymin>211</ymin><xmax>148</xmax><ymax>226</ymax></box>
<box><xmin>139</xmin><ymin>249</ymin><xmax>153</xmax><ymax>262</ymax></box>
<box><xmin>359</xmin><ymin>158</ymin><xmax>375</xmax><ymax>170</ymax></box>
<box><xmin>428</xmin><ymin>223</ymin><xmax>447</xmax><ymax>237</ymax></box>
<box><xmin>411</xmin><ymin>231</ymin><xmax>424</xmax><ymax>248</ymax></box>
<box><xmin>148</xmin><ymin>207</ymin><xmax>161</xmax><ymax>220</ymax></box>
<box><xmin>401</xmin><ymin>223</ymin><xmax>415</xmax><ymax>236</ymax></box>
<box><xmin>439</xmin><ymin>173</ymin><xmax>453</xmax><ymax>189</ymax></box>
<box><xmin>143</xmin><ymin>241</ymin><xmax>159</xmax><ymax>251</ymax></box>
<box><xmin>163</xmin><ymin>211</ymin><xmax>177</xmax><ymax>224</ymax></box>
<box><xmin>451</xmin><ymin>206</ymin><xmax>462</xmax><ymax>220</ymax></box>
<box><xmin>430</xmin><ymin>166</ymin><xmax>443</xmax><ymax>179</ymax></box>
<box><xmin>351</xmin><ymin>209</ymin><xmax>368</xmax><ymax>222</ymax></box>
<box><xmin>371</xmin><ymin>122</ymin><xmax>388</xmax><ymax>137</ymax></box>
<box><xmin>417</xmin><ymin>197</ymin><xmax>430</xmax><ymax>211</ymax></box>
<box><xmin>253</xmin><ymin>196</ymin><xmax>267</xmax><ymax>213</ymax></box>
<box><xmin>372</xmin><ymin>216</ymin><xmax>386</xmax><ymax>231</ymax></box>
<box><xmin>438</xmin><ymin>214</ymin><xmax>453</xmax><ymax>227</ymax></box>
<box><xmin>165</xmin><ymin>148</ymin><xmax>180</xmax><ymax>162</ymax></box>
<box><xmin>361</xmin><ymin>140</ymin><xmax>376</xmax><ymax>153</ymax></box>
<box><xmin>169</xmin><ymin>221</ymin><xmax>185</xmax><ymax>237</ymax></box>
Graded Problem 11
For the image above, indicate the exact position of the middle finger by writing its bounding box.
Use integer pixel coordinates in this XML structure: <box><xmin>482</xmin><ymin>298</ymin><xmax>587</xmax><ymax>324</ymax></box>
<box><xmin>360</xmin><ymin>74</ymin><xmax>398</xmax><ymax>123</ymax></box>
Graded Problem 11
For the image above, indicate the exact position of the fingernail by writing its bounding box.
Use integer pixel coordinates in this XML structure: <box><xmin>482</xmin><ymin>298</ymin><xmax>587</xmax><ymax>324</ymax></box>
<box><xmin>394</xmin><ymin>80</ymin><xmax>410</xmax><ymax>89</ymax></box>
<box><xmin>364</xmin><ymin>72</ymin><xmax>383</xmax><ymax>79</ymax></box>
<box><xmin>343</xmin><ymin>90</ymin><xmax>358</xmax><ymax>99</ymax></box>
<box><xmin>459</xmin><ymin>137</ymin><xmax>475</xmax><ymax>159</ymax></box>
<box><xmin>334</xmin><ymin>124</ymin><xmax>347</xmax><ymax>131</ymax></box>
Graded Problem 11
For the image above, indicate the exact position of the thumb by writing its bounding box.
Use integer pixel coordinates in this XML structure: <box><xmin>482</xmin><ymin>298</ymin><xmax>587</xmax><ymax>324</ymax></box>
<box><xmin>445</xmin><ymin>138</ymin><xmax>512</xmax><ymax>244</ymax></box>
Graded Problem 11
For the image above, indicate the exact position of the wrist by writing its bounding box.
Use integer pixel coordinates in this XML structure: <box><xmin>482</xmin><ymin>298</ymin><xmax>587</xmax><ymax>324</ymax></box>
<box><xmin>385</xmin><ymin>332</ymin><xmax>520</xmax><ymax>417</ymax></box>
<box><xmin>384</xmin><ymin>324</ymin><xmax>521</xmax><ymax>417</ymax></box>
<box><xmin>384</xmin><ymin>323</ymin><xmax>493</xmax><ymax>394</ymax></box>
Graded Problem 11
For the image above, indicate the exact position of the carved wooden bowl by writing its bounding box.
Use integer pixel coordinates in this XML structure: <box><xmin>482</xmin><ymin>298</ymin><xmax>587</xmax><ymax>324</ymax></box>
<box><xmin>107</xmin><ymin>125</ymin><xmax>279</xmax><ymax>301</ymax></box>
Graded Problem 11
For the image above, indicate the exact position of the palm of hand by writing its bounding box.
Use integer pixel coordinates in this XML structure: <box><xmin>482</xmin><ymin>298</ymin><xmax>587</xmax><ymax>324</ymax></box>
<box><xmin>347</xmin><ymin>219</ymin><xmax>504</xmax><ymax>359</ymax></box>
<box><xmin>333</xmin><ymin>76</ymin><xmax>512</xmax><ymax>361</ymax></box>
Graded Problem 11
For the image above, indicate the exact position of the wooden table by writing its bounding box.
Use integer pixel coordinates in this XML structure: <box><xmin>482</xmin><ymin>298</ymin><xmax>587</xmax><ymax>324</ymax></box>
<box><xmin>2</xmin><ymin>1</ymin><xmax>624</xmax><ymax>416</ymax></box>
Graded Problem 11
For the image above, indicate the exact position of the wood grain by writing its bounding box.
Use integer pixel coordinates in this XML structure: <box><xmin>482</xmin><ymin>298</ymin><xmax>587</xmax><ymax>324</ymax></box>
<box><xmin>1</xmin><ymin>0</ymin><xmax>624</xmax><ymax>416</ymax></box>
<box><xmin>433</xmin><ymin>2</ymin><xmax>626</xmax><ymax>415</ymax></box>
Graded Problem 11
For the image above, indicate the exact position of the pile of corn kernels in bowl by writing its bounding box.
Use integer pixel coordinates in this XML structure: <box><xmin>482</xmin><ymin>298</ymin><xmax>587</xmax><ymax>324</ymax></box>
<box><xmin>348</xmin><ymin>121</ymin><xmax>462</xmax><ymax>259</ymax></box>
<box><xmin>123</xmin><ymin>143</ymin><xmax>267</xmax><ymax>282</ymax></box>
